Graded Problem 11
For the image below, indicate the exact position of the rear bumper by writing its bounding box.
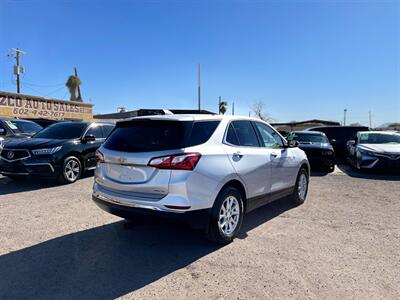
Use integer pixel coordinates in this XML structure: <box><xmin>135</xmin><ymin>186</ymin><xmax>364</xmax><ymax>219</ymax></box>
<box><xmin>92</xmin><ymin>193</ymin><xmax>210</xmax><ymax>228</ymax></box>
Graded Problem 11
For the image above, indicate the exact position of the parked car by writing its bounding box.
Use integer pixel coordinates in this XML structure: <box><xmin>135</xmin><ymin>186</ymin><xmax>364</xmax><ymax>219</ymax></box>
<box><xmin>92</xmin><ymin>115</ymin><xmax>310</xmax><ymax>243</ymax></box>
<box><xmin>0</xmin><ymin>117</ymin><xmax>43</xmax><ymax>141</ymax></box>
<box><xmin>0</xmin><ymin>121</ymin><xmax>114</xmax><ymax>183</ymax></box>
<box><xmin>306</xmin><ymin>126</ymin><xmax>369</xmax><ymax>160</ymax></box>
<box><xmin>287</xmin><ymin>131</ymin><xmax>335</xmax><ymax>172</ymax></box>
<box><xmin>346</xmin><ymin>131</ymin><xmax>400</xmax><ymax>171</ymax></box>
<box><xmin>24</xmin><ymin>118</ymin><xmax>65</xmax><ymax>128</ymax></box>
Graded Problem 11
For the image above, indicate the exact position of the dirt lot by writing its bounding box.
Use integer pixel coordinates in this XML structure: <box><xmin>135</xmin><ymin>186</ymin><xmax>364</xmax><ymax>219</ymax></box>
<box><xmin>0</xmin><ymin>166</ymin><xmax>399</xmax><ymax>299</ymax></box>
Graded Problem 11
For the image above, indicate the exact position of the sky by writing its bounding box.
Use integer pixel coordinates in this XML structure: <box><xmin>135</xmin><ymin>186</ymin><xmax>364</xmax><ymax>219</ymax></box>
<box><xmin>0</xmin><ymin>0</ymin><xmax>399</xmax><ymax>127</ymax></box>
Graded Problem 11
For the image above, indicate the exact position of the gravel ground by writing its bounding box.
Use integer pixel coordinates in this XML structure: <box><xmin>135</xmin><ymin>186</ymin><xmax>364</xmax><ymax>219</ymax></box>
<box><xmin>0</xmin><ymin>166</ymin><xmax>399</xmax><ymax>299</ymax></box>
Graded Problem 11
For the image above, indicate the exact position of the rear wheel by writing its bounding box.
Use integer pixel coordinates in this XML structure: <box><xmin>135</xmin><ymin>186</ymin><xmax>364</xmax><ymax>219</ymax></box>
<box><xmin>206</xmin><ymin>186</ymin><xmax>244</xmax><ymax>244</ymax></box>
<box><xmin>58</xmin><ymin>156</ymin><xmax>82</xmax><ymax>184</ymax></box>
<box><xmin>292</xmin><ymin>167</ymin><xmax>309</xmax><ymax>205</ymax></box>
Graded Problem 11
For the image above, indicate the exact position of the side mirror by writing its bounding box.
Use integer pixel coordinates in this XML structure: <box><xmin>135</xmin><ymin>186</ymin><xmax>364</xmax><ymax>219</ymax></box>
<box><xmin>83</xmin><ymin>134</ymin><xmax>96</xmax><ymax>143</ymax></box>
<box><xmin>347</xmin><ymin>140</ymin><xmax>355</xmax><ymax>146</ymax></box>
<box><xmin>287</xmin><ymin>140</ymin><xmax>299</xmax><ymax>148</ymax></box>
<box><xmin>330</xmin><ymin>139</ymin><xmax>336</xmax><ymax>144</ymax></box>
<box><xmin>0</xmin><ymin>128</ymin><xmax>5</xmax><ymax>136</ymax></box>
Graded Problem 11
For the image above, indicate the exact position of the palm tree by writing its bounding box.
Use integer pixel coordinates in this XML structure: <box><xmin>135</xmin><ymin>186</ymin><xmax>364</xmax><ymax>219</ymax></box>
<box><xmin>66</xmin><ymin>75</ymin><xmax>82</xmax><ymax>102</ymax></box>
<box><xmin>219</xmin><ymin>101</ymin><xmax>228</xmax><ymax>115</ymax></box>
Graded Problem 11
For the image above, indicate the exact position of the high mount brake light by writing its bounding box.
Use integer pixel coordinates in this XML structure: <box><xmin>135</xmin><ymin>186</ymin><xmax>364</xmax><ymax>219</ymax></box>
<box><xmin>148</xmin><ymin>153</ymin><xmax>201</xmax><ymax>170</ymax></box>
<box><xmin>95</xmin><ymin>150</ymin><xmax>104</xmax><ymax>163</ymax></box>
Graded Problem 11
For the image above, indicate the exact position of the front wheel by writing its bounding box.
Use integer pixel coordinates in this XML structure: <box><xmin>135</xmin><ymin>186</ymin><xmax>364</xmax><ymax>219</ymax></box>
<box><xmin>206</xmin><ymin>186</ymin><xmax>244</xmax><ymax>244</ymax></box>
<box><xmin>58</xmin><ymin>156</ymin><xmax>82</xmax><ymax>184</ymax></box>
<box><xmin>292</xmin><ymin>167</ymin><xmax>309</xmax><ymax>205</ymax></box>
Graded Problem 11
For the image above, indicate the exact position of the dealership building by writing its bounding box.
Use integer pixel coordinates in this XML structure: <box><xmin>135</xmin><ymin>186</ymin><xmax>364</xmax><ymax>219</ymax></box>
<box><xmin>0</xmin><ymin>91</ymin><xmax>93</xmax><ymax>121</ymax></box>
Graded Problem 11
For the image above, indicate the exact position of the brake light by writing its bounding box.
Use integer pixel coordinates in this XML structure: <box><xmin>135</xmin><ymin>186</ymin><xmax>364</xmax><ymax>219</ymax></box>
<box><xmin>148</xmin><ymin>153</ymin><xmax>201</xmax><ymax>170</ymax></box>
<box><xmin>95</xmin><ymin>150</ymin><xmax>104</xmax><ymax>163</ymax></box>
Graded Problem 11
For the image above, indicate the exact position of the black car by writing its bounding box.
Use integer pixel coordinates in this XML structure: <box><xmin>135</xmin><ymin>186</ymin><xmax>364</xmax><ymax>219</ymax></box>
<box><xmin>306</xmin><ymin>126</ymin><xmax>369</xmax><ymax>160</ymax></box>
<box><xmin>0</xmin><ymin>121</ymin><xmax>114</xmax><ymax>183</ymax></box>
<box><xmin>287</xmin><ymin>131</ymin><xmax>335</xmax><ymax>172</ymax></box>
<box><xmin>24</xmin><ymin>118</ymin><xmax>65</xmax><ymax>128</ymax></box>
<box><xmin>0</xmin><ymin>117</ymin><xmax>43</xmax><ymax>142</ymax></box>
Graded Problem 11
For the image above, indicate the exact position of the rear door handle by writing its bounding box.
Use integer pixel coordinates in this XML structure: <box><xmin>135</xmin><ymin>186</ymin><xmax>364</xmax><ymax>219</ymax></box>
<box><xmin>233</xmin><ymin>152</ymin><xmax>243</xmax><ymax>158</ymax></box>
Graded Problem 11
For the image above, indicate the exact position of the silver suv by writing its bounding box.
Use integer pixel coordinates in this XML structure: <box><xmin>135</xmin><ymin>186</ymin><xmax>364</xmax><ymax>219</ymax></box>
<box><xmin>92</xmin><ymin>115</ymin><xmax>309</xmax><ymax>243</ymax></box>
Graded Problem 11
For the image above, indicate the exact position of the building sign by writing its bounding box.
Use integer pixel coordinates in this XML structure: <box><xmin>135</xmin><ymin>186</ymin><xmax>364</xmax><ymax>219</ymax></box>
<box><xmin>0</xmin><ymin>91</ymin><xmax>93</xmax><ymax>120</ymax></box>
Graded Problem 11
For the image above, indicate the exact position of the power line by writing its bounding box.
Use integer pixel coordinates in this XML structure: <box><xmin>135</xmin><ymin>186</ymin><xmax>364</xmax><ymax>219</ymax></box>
<box><xmin>24</xmin><ymin>85</ymin><xmax>47</xmax><ymax>97</ymax></box>
<box><xmin>22</xmin><ymin>81</ymin><xmax>64</xmax><ymax>88</ymax></box>
<box><xmin>43</xmin><ymin>86</ymin><xmax>67</xmax><ymax>98</ymax></box>
<box><xmin>62</xmin><ymin>90</ymin><xmax>69</xmax><ymax>100</ymax></box>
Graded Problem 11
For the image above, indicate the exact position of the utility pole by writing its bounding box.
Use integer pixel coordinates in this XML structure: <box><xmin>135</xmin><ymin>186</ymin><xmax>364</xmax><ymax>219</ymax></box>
<box><xmin>369</xmin><ymin>111</ymin><xmax>372</xmax><ymax>128</ymax></box>
<box><xmin>218</xmin><ymin>96</ymin><xmax>221</xmax><ymax>114</ymax></box>
<box><xmin>197</xmin><ymin>64</ymin><xmax>201</xmax><ymax>111</ymax></box>
<box><xmin>343</xmin><ymin>109</ymin><xmax>347</xmax><ymax>126</ymax></box>
<box><xmin>248</xmin><ymin>111</ymin><xmax>251</xmax><ymax>117</ymax></box>
<box><xmin>10</xmin><ymin>48</ymin><xmax>26</xmax><ymax>94</ymax></box>
<box><xmin>232</xmin><ymin>101</ymin><xmax>235</xmax><ymax>115</ymax></box>
<box><xmin>74</xmin><ymin>67</ymin><xmax>82</xmax><ymax>101</ymax></box>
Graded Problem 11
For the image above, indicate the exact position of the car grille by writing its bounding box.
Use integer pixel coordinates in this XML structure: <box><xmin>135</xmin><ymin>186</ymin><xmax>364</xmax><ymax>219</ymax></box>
<box><xmin>0</xmin><ymin>149</ymin><xmax>30</xmax><ymax>161</ymax></box>
<box><xmin>375</xmin><ymin>158</ymin><xmax>400</xmax><ymax>170</ymax></box>
<box><xmin>0</xmin><ymin>163</ymin><xmax>28</xmax><ymax>173</ymax></box>
<box><xmin>375</xmin><ymin>153</ymin><xmax>400</xmax><ymax>160</ymax></box>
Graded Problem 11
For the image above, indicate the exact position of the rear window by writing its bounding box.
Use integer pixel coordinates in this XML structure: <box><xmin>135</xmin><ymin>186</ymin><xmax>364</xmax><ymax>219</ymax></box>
<box><xmin>104</xmin><ymin>120</ymin><xmax>219</xmax><ymax>152</ymax></box>
<box><xmin>102</xmin><ymin>125</ymin><xmax>114</xmax><ymax>138</ymax></box>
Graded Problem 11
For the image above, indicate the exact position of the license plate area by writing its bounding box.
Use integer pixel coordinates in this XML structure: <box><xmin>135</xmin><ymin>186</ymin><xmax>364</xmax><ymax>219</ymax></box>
<box><xmin>105</xmin><ymin>163</ymin><xmax>152</xmax><ymax>184</ymax></box>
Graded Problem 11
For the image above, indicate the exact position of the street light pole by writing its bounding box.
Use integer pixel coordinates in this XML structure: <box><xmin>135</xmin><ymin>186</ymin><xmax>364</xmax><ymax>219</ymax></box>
<box><xmin>197</xmin><ymin>64</ymin><xmax>201</xmax><ymax>111</ymax></box>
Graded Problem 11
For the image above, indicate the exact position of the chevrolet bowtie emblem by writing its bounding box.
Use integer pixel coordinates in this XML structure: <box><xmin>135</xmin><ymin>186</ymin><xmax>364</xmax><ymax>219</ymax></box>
<box><xmin>117</xmin><ymin>157</ymin><xmax>126</xmax><ymax>164</ymax></box>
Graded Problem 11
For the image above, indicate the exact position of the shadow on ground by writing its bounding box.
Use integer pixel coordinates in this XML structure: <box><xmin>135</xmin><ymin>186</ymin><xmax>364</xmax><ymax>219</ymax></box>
<box><xmin>0</xmin><ymin>197</ymin><xmax>297</xmax><ymax>299</ymax></box>
<box><xmin>0</xmin><ymin>171</ymin><xmax>94</xmax><ymax>195</ymax></box>
<box><xmin>336</xmin><ymin>164</ymin><xmax>400</xmax><ymax>181</ymax></box>
<box><xmin>310</xmin><ymin>170</ymin><xmax>331</xmax><ymax>177</ymax></box>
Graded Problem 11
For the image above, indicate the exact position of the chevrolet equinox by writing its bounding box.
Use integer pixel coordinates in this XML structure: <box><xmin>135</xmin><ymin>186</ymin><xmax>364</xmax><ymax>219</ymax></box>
<box><xmin>92</xmin><ymin>115</ymin><xmax>309</xmax><ymax>243</ymax></box>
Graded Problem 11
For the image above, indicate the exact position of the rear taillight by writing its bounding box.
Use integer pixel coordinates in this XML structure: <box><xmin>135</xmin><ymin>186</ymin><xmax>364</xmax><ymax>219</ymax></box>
<box><xmin>95</xmin><ymin>150</ymin><xmax>104</xmax><ymax>163</ymax></box>
<box><xmin>148</xmin><ymin>152</ymin><xmax>201</xmax><ymax>170</ymax></box>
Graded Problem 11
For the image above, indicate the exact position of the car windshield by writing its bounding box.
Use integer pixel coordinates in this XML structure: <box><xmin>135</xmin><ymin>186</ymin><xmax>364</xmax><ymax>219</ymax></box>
<box><xmin>287</xmin><ymin>132</ymin><xmax>329</xmax><ymax>144</ymax></box>
<box><xmin>359</xmin><ymin>133</ymin><xmax>400</xmax><ymax>144</ymax></box>
<box><xmin>4</xmin><ymin>120</ymin><xmax>42</xmax><ymax>135</ymax></box>
<box><xmin>34</xmin><ymin>122</ymin><xmax>87</xmax><ymax>139</ymax></box>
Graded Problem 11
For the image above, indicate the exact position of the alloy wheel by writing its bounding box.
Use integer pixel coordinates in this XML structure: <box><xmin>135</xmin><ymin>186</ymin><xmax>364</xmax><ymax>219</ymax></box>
<box><xmin>64</xmin><ymin>159</ymin><xmax>80</xmax><ymax>182</ymax></box>
<box><xmin>298</xmin><ymin>173</ymin><xmax>308</xmax><ymax>201</ymax></box>
<box><xmin>218</xmin><ymin>195</ymin><xmax>240</xmax><ymax>236</ymax></box>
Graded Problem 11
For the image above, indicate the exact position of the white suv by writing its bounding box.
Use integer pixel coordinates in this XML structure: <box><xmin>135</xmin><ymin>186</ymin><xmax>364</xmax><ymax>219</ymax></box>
<box><xmin>92</xmin><ymin>115</ymin><xmax>309</xmax><ymax>243</ymax></box>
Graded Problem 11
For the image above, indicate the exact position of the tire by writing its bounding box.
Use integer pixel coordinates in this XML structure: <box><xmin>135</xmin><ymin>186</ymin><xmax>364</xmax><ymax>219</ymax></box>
<box><xmin>206</xmin><ymin>186</ymin><xmax>244</xmax><ymax>244</ymax></box>
<box><xmin>58</xmin><ymin>156</ymin><xmax>82</xmax><ymax>184</ymax></box>
<box><xmin>292</xmin><ymin>167</ymin><xmax>309</xmax><ymax>205</ymax></box>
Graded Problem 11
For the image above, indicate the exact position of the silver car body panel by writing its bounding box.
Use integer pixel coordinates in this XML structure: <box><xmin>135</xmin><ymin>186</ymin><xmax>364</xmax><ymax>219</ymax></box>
<box><xmin>93</xmin><ymin>115</ymin><xmax>308</xmax><ymax>213</ymax></box>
